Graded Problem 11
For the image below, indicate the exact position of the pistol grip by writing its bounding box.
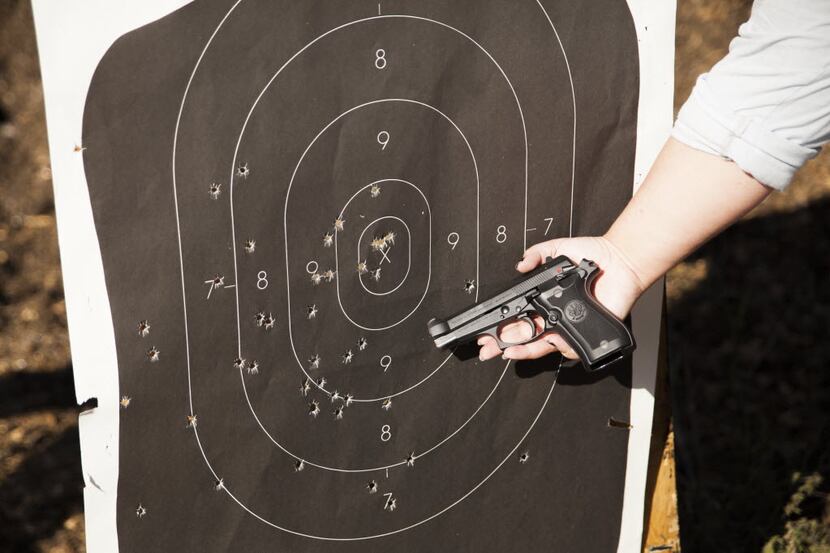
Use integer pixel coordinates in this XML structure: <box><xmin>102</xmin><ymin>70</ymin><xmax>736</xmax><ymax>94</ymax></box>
<box><xmin>532</xmin><ymin>263</ymin><xmax>635</xmax><ymax>370</ymax></box>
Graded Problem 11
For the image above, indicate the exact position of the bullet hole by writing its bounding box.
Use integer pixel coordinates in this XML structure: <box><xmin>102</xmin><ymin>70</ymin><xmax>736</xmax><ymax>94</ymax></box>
<box><xmin>357</xmin><ymin>337</ymin><xmax>368</xmax><ymax>351</ymax></box>
<box><xmin>316</xmin><ymin>377</ymin><xmax>327</xmax><ymax>389</ymax></box>
<box><xmin>246</xmin><ymin>360</ymin><xmax>260</xmax><ymax>375</ymax></box>
<box><xmin>307</xmin><ymin>304</ymin><xmax>318</xmax><ymax>319</ymax></box>
<box><xmin>137</xmin><ymin>320</ymin><xmax>151</xmax><ymax>337</ymax></box>
<box><xmin>371</xmin><ymin>237</ymin><xmax>386</xmax><ymax>251</ymax></box>
<box><xmin>323</xmin><ymin>269</ymin><xmax>336</xmax><ymax>282</ymax></box>
<box><xmin>333</xmin><ymin>406</ymin><xmax>344</xmax><ymax>420</ymax></box>
<box><xmin>73</xmin><ymin>144</ymin><xmax>86</xmax><ymax>153</ymax></box>
<box><xmin>244</xmin><ymin>239</ymin><xmax>256</xmax><ymax>253</ymax></box>
<box><xmin>405</xmin><ymin>452</ymin><xmax>416</xmax><ymax>467</ymax></box>
<box><xmin>367</xmin><ymin>480</ymin><xmax>378</xmax><ymax>494</ymax></box>
<box><xmin>383</xmin><ymin>231</ymin><xmax>396</xmax><ymax>245</ymax></box>
<box><xmin>382</xmin><ymin>398</ymin><xmax>392</xmax><ymax>411</ymax></box>
<box><xmin>371</xmin><ymin>268</ymin><xmax>382</xmax><ymax>282</ymax></box>
<box><xmin>255</xmin><ymin>312</ymin><xmax>266</xmax><ymax>326</ymax></box>
<box><xmin>464</xmin><ymin>279</ymin><xmax>476</xmax><ymax>294</ymax></box>
<box><xmin>334</xmin><ymin>217</ymin><xmax>345</xmax><ymax>232</ymax></box>
<box><xmin>120</xmin><ymin>396</ymin><xmax>131</xmax><ymax>408</ymax></box>
<box><xmin>233</xmin><ymin>357</ymin><xmax>246</xmax><ymax>370</ymax></box>
<box><xmin>294</xmin><ymin>459</ymin><xmax>306</xmax><ymax>472</ymax></box>
<box><xmin>357</xmin><ymin>260</ymin><xmax>368</xmax><ymax>274</ymax></box>
<box><xmin>518</xmin><ymin>451</ymin><xmax>530</xmax><ymax>464</ymax></box>
<box><xmin>211</xmin><ymin>275</ymin><xmax>225</xmax><ymax>287</ymax></box>
<box><xmin>187</xmin><ymin>414</ymin><xmax>198</xmax><ymax>428</ymax></box>
<box><xmin>311</xmin><ymin>272</ymin><xmax>323</xmax><ymax>285</ymax></box>
<box><xmin>308</xmin><ymin>354</ymin><xmax>321</xmax><ymax>369</ymax></box>
<box><xmin>370</xmin><ymin>184</ymin><xmax>381</xmax><ymax>198</ymax></box>
<box><xmin>607</xmin><ymin>417</ymin><xmax>633</xmax><ymax>429</ymax></box>
<box><xmin>135</xmin><ymin>504</ymin><xmax>147</xmax><ymax>518</ymax></box>
<box><xmin>146</xmin><ymin>347</ymin><xmax>160</xmax><ymax>362</ymax></box>
<box><xmin>308</xmin><ymin>400</ymin><xmax>320</xmax><ymax>418</ymax></box>
<box><xmin>342</xmin><ymin>350</ymin><xmax>354</xmax><ymax>364</ymax></box>
<box><xmin>299</xmin><ymin>378</ymin><xmax>311</xmax><ymax>397</ymax></box>
<box><xmin>208</xmin><ymin>182</ymin><xmax>222</xmax><ymax>199</ymax></box>
<box><xmin>214</xmin><ymin>479</ymin><xmax>224</xmax><ymax>491</ymax></box>
<box><xmin>384</xmin><ymin>496</ymin><xmax>397</xmax><ymax>512</ymax></box>
<box><xmin>263</xmin><ymin>313</ymin><xmax>275</xmax><ymax>330</ymax></box>
<box><xmin>330</xmin><ymin>390</ymin><xmax>342</xmax><ymax>403</ymax></box>
<box><xmin>236</xmin><ymin>162</ymin><xmax>249</xmax><ymax>178</ymax></box>
<box><xmin>323</xmin><ymin>233</ymin><xmax>334</xmax><ymax>247</ymax></box>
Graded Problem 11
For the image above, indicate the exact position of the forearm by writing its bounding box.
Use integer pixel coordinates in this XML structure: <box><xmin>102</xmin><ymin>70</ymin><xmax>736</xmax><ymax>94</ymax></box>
<box><xmin>605</xmin><ymin>137</ymin><xmax>772</xmax><ymax>290</ymax></box>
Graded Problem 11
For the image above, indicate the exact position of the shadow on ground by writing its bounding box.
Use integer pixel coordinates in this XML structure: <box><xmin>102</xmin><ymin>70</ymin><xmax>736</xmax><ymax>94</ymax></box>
<box><xmin>0</xmin><ymin>368</ymin><xmax>83</xmax><ymax>553</ymax></box>
<box><xmin>669</xmin><ymin>198</ymin><xmax>830</xmax><ymax>552</ymax></box>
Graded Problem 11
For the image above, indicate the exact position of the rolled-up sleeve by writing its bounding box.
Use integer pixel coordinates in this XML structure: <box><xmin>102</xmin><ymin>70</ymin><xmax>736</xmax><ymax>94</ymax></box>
<box><xmin>672</xmin><ymin>0</ymin><xmax>830</xmax><ymax>190</ymax></box>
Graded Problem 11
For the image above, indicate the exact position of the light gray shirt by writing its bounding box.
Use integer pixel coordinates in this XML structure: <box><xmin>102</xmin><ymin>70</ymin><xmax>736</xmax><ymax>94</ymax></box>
<box><xmin>672</xmin><ymin>0</ymin><xmax>830</xmax><ymax>190</ymax></box>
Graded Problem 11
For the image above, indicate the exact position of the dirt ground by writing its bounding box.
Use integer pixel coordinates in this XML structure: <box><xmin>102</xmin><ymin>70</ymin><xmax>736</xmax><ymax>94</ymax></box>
<box><xmin>0</xmin><ymin>1</ymin><xmax>828</xmax><ymax>552</ymax></box>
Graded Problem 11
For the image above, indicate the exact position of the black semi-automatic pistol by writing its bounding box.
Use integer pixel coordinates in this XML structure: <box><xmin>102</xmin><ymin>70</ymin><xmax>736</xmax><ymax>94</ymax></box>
<box><xmin>427</xmin><ymin>256</ymin><xmax>635</xmax><ymax>371</ymax></box>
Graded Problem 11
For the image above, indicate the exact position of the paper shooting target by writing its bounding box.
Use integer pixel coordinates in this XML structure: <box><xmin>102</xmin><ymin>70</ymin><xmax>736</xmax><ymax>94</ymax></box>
<box><xmin>80</xmin><ymin>0</ymin><xmax>641</xmax><ymax>550</ymax></box>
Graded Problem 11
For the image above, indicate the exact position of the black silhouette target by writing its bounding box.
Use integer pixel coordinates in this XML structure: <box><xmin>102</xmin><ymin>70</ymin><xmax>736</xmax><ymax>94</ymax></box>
<box><xmin>81</xmin><ymin>0</ymin><xmax>641</xmax><ymax>550</ymax></box>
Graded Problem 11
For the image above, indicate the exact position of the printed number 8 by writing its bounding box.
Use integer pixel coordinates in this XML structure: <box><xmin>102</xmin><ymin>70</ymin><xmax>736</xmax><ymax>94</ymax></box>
<box><xmin>257</xmin><ymin>270</ymin><xmax>268</xmax><ymax>290</ymax></box>
<box><xmin>496</xmin><ymin>225</ymin><xmax>507</xmax><ymax>244</ymax></box>
<box><xmin>381</xmin><ymin>424</ymin><xmax>391</xmax><ymax>442</ymax></box>
<box><xmin>375</xmin><ymin>49</ymin><xmax>387</xmax><ymax>69</ymax></box>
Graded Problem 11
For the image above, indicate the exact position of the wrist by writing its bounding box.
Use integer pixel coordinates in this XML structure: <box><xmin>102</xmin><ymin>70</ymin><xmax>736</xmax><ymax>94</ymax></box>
<box><xmin>601</xmin><ymin>231</ymin><xmax>657</xmax><ymax>294</ymax></box>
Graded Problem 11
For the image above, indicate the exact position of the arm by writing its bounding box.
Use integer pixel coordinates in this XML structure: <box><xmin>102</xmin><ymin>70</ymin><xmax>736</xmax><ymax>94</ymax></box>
<box><xmin>479</xmin><ymin>0</ymin><xmax>830</xmax><ymax>362</ymax></box>
<box><xmin>478</xmin><ymin>138</ymin><xmax>771</xmax><ymax>361</ymax></box>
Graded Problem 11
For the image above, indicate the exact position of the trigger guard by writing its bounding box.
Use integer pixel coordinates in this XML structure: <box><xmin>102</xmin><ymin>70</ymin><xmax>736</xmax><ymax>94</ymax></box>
<box><xmin>494</xmin><ymin>315</ymin><xmax>543</xmax><ymax>350</ymax></box>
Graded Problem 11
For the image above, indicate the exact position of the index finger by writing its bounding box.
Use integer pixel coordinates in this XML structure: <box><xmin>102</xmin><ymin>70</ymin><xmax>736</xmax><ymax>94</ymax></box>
<box><xmin>516</xmin><ymin>241</ymin><xmax>558</xmax><ymax>273</ymax></box>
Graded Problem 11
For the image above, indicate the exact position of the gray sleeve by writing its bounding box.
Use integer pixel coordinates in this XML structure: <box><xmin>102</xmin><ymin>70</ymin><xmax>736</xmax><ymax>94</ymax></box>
<box><xmin>672</xmin><ymin>0</ymin><xmax>830</xmax><ymax>190</ymax></box>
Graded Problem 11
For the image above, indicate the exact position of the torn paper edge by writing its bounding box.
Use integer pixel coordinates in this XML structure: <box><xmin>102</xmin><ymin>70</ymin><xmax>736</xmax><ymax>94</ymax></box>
<box><xmin>617</xmin><ymin>1</ymin><xmax>677</xmax><ymax>552</ymax></box>
<box><xmin>30</xmin><ymin>2</ymin><xmax>192</xmax><ymax>552</ymax></box>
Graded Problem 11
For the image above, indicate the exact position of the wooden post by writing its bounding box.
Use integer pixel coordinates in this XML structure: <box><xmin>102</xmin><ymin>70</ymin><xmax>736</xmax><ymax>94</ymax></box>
<box><xmin>642</xmin><ymin>298</ymin><xmax>682</xmax><ymax>552</ymax></box>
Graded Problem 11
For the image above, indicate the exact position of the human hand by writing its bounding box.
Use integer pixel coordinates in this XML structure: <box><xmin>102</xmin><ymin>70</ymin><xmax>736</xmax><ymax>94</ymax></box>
<box><xmin>477</xmin><ymin>236</ymin><xmax>646</xmax><ymax>362</ymax></box>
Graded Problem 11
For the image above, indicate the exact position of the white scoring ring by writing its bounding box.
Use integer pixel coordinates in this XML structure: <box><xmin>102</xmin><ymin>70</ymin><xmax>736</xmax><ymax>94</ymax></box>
<box><xmin>280</xmin><ymin>101</ymin><xmax>479</xmax><ymax>404</ymax></box>
<box><xmin>333</xmin><ymin>180</ymin><xmax>430</xmax><ymax>330</ymax></box>
<box><xmin>171</xmin><ymin>4</ymin><xmax>576</xmax><ymax>541</ymax></box>
<box><xmin>355</xmin><ymin>215</ymin><xmax>412</xmax><ymax>297</ymax></box>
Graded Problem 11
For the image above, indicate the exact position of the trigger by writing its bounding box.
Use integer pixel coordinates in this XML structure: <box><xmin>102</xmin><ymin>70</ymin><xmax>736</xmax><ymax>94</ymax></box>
<box><xmin>517</xmin><ymin>315</ymin><xmax>543</xmax><ymax>341</ymax></box>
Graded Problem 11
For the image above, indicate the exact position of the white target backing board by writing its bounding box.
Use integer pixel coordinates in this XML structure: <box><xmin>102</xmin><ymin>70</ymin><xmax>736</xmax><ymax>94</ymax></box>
<box><xmin>32</xmin><ymin>0</ymin><xmax>675</xmax><ymax>551</ymax></box>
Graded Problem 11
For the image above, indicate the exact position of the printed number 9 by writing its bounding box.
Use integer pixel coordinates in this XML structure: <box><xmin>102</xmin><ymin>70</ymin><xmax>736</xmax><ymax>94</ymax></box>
<box><xmin>375</xmin><ymin>49</ymin><xmax>387</xmax><ymax>69</ymax></box>
<box><xmin>257</xmin><ymin>270</ymin><xmax>268</xmax><ymax>290</ymax></box>
<box><xmin>380</xmin><ymin>355</ymin><xmax>392</xmax><ymax>373</ymax></box>
<box><xmin>377</xmin><ymin>131</ymin><xmax>390</xmax><ymax>150</ymax></box>
<box><xmin>381</xmin><ymin>424</ymin><xmax>392</xmax><ymax>442</ymax></box>
<box><xmin>447</xmin><ymin>232</ymin><xmax>460</xmax><ymax>250</ymax></box>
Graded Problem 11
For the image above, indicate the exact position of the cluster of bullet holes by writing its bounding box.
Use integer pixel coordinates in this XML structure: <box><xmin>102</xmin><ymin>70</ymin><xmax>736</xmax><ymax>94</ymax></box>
<box><xmin>232</xmin><ymin>357</ymin><xmax>260</xmax><ymax>376</ymax></box>
<box><xmin>310</xmin><ymin>268</ymin><xmax>336</xmax><ymax>285</ymax></box>
<box><xmin>254</xmin><ymin>311</ymin><xmax>275</xmax><ymax>330</ymax></box>
<box><xmin>301</xmin><ymin>376</ymin><xmax>354</xmax><ymax>421</ymax></box>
